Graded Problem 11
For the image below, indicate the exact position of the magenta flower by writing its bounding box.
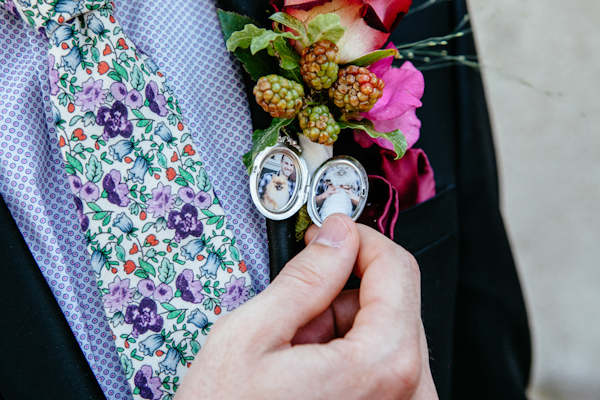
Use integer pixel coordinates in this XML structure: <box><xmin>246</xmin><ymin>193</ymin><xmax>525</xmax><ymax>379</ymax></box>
<box><xmin>355</xmin><ymin>52</ymin><xmax>424</xmax><ymax>152</ymax></box>
<box><xmin>146</xmin><ymin>182</ymin><xmax>174</xmax><ymax>218</ymax></box>
<box><xmin>272</xmin><ymin>0</ymin><xmax>412</xmax><ymax>63</ymax></box>
<box><xmin>75</xmin><ymin>77</ymin><xmax>108</xmax><ymax>112</ymax></box>
<box><xmin>220</xmin><ymin>275</ymin><xmax>250</xmax><ymax>311</ymax></box>
<box><xmin>103</xmin><ymin>276</ymin><xmax>134</xmax><ymax>313</ymax></box>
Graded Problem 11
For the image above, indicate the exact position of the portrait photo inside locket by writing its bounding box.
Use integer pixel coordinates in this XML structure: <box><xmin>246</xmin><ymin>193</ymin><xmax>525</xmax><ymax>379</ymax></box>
<box><xmin>257</xmin><ymin>152</ymin><xmax>298</xmax><ymax>213</ymax></box>
<box><xmin>308</xmin><ymin>157</ymin><xmax>368</xmax><ymax>226</ymax></box>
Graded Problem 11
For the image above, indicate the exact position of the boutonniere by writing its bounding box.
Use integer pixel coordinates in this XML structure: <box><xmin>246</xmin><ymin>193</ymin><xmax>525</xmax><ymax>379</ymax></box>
<box><xmin>217</xmin><ymin>0</ymin><xmax>469</xmax><ymax>235</ymax></box>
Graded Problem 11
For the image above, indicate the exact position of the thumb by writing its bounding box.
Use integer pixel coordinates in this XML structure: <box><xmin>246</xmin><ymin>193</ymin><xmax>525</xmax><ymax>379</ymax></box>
<box><xmin>247</xmin><ymin>214</ymin><xmax>359</xmax><ymax>347</ymax></box>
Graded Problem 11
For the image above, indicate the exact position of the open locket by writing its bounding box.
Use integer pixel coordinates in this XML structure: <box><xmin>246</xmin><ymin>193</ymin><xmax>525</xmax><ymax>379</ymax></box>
<box><xmin>249</xmin><ymin>142</ymin><xmax>369</xmax><ymax>226</ymax></box>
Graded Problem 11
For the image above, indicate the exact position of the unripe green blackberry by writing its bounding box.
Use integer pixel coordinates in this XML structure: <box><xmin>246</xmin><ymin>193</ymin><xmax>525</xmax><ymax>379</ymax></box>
<box><xmin>298</xmin><ymin>105</ymin><xmax>340</xmax><ymax>145</ymax></box>
<box><xmin>328</xmin><ymin>66</ymin><xmax>384</xmax><ymax>113</ymax></box>
<box><xmin>300</xmin><ymin>40</ymin><xmax>341</xmax><ymax>91</ymax></box>
<box><xmin>253</xmin><ymin>75</ymin><xmax>304</xmax><ymax>118</ymax></box>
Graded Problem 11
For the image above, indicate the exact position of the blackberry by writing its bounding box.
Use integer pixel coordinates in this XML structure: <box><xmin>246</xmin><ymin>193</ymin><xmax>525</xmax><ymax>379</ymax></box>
<box><xmin>253</xmin><ymin>75</ymin><xmax>304</xmax><ymax>118</ymax></box>
<box><xmin>300</xmin><ymin>40</ymin><xmax>340</xmax><ymax>91</ymax></box>
<box><xmin>328</xmin><ymin>66</ymin><xmax>384</xmax><ymax>113</ymax></box>
<box><xmin>298</xmin><ymin>105</ymin><xmax>340</xmax><ymax>145</ymax></box>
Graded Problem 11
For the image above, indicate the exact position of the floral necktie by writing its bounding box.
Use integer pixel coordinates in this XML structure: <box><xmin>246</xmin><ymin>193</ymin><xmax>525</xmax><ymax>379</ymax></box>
<box><xmin>12</xmin><ymin>1</ymin><xmax>254</xmax><ymax>398</ymax></box>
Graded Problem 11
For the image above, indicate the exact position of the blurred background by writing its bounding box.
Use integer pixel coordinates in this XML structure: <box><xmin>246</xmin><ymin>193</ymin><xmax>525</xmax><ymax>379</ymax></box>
<box><xmin>467</xmin><ymin>0</ymin><xmax>600</xmax><ymax>398</ymax></box>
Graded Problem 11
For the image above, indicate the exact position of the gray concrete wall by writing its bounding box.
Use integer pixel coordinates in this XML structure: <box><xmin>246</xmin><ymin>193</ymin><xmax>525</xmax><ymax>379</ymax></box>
<box><xmin>467</xmin><ymin>0</ymin><xmax>600</xmax><ymax>398</ymax></box>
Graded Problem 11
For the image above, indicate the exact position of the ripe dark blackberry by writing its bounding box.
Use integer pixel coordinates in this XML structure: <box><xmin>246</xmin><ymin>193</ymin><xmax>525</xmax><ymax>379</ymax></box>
<box><xmin>300</xmin><ymin>40</ymin><xmax>341</xmax><ymax>91</ymax></box>
<box><xmin>328</xmin><ymin>66</ymin><xmax>384</xmax><ymax>113</ymax></box>
<box><xmin>298</xmin><ymin>105</ymin><xmax>340</xmax><ymax>145</ymax></box>
<box><xmin>253</xmin><ymin>75</ymin><xmax>304</xmax><ymax>118</ymax></box>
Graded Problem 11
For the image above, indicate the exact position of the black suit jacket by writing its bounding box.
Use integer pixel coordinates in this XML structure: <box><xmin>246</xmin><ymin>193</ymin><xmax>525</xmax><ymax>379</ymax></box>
<box><xmin>0</xmin><ymin>0</ymin><xmax>530</xmax><ymax>399</ymax></box>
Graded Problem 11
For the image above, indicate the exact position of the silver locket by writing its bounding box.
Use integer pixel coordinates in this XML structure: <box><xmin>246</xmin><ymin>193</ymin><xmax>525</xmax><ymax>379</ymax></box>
<box><xmin>249</xmin><ymin>142</ymin><xmax>369</xmax><ymax>227</ymax></box>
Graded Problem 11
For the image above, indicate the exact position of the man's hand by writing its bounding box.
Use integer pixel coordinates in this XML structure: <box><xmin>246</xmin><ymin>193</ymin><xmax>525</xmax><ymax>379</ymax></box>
<box><xmin>176</xmin><ymin>214</ymin><xmax>438</xmax><ymax>399</ymax></box>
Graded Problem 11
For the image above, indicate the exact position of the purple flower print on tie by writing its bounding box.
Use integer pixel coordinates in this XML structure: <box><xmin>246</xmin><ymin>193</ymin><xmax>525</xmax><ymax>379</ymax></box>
<box><xmin>69</xmin><ymin>175</ymin><xmax>82</xmax><ymax>194</ymax></box>
<box><xmin>75</xmin><ymin>77</ymin><xmax>107</xmax><ymax>112</ymax></box>
<box><xmin>167</xmin><ymin>204</ymin><xmax>203</xmax><ymax>243</ymax></box>
<box><xmin>178</xmin><ymin>187</ymin><xmax>195</xmax><ymax>204</ymax></box>
<box><xmin>194</xmin><ymin>191</ymin><xmax>212</xmax><ymax>209</ymax></box>
<box><xmin>146</xmin><ymin>81</ymin><xmax>168</xmax><ymax>117</ymax></box>
<box><xmin>125</xmin><ymin>297</ymin><xmax>164</xmax><ymax>338</ymax></box>
<box><xmin>96</xmin><ymin>101</ymin><xmax>134</xmax><ymax>140</ymax></box>
<box><xmin>103</xmin><ymin>276</ymin><xmax>134</xmax><ymax>313</ymax></box>
<box><xmin>153</xmin><ymin>283</ymin><xmax>173</xmax><ymax>303</ymax></box>
<box><xmin>146</xmin><ymin>182</ymin><xmax>174</xmax><ymax>218</ymax></box>
<box><xmin>175</xmin><ymin>269</ymin><xmax>204</xmax><ymax>304</ymax></box>
<box><xmin>220</xmin><ymin>275</ymin><xmax>250</xmax><ymax>311</ymax></box>
<box><xmin>138</xmin><ymin>279</ymin><xmax>156</xmax><ymax>297</ymax></box>
<box><xmin>134</xmin><ymin>365</ymin><xmax>163</xmax><ymax>400</ymax></box>
<box><xmin>103</xmin><ymin>169</ymin><xmax>131</xmax><ymax>207</ymax></box>
<box><xmin>4</xmin><ymin>0</ymin><xmax>17</xmax><ymax>17</ymax></box>
<box><xmin>126</xmin><ymin>90</ymin><xmax>143</xmax><ymax>109</ymax></box>
<box><xmin>79</xmin><ymin>181</ymin><xmax>99</xmax><ymax>202</ymax></box>
<box><xmin>110</xmin><ymin>82</ymin><xmax>128</xmax><ymax>101</ymax></box>
<box><xmin>73</xmin><ymin>196</ymin><xmax>89</xmax><ymax>232</ymax></box>
<box><xmin>48</xmin><ymin>54</ymin><xmax>60</xmax><ymax>96</ymax></box>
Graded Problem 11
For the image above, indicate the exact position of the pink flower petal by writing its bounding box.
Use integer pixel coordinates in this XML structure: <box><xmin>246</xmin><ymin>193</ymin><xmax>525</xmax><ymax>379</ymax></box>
<box><xmin>365</xmin><ymin>0</ymin><xmax>412</xmax><ymax>32</ymax></box>
<box><xmin>284</xmin><ymin>0</ymin><xmax>392</xmax><ymax>63</ymax></box>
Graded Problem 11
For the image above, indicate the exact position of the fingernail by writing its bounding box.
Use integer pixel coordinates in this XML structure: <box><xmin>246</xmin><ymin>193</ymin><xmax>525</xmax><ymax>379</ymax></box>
<box><xmin>314</xmin><ymin>216</ymin><xmax>351</xmax><ymax>248</ymax></box>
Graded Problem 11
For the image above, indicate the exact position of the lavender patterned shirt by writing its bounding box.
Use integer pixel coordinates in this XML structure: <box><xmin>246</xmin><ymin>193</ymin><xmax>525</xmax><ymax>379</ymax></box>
<box><xmin>0</xmin><ymin>0</ymin><xmax>270</xmax><ymax>397</ymax></box>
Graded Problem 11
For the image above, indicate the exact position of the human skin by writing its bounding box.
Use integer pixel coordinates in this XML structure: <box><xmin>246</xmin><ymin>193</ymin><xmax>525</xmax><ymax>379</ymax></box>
<box><xmin>175</xmin><ymin>214</ymin><xmax>438</xmax><ymax>399</ymax></box>
<box><xmin>280</xmin><ymin>155</ymin><xmax>294</xmax><ymax>178</ymax></box>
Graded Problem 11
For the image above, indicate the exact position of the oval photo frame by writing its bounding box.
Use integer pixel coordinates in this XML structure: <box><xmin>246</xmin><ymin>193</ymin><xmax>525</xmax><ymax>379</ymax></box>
<box><xmin>307</xmin><ymin>156</ymin><xmax>369</xmax><ymax>227</ymax></box>
<box><xmin>249</xmin><ymin>143</ymin><xmax>309</xmax><ymax>221</ymax></box>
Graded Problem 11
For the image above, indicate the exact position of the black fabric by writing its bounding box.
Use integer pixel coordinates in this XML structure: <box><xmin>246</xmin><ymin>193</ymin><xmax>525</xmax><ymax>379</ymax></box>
<box><xmin>0</xmin><ymin>0</ymin><xmax>530</xmax><ymax>398</ymax></box>
<box><xmin>0</xmin><ymin>195</ymin><xmax>106</xmax><ymax>400</ymax></box>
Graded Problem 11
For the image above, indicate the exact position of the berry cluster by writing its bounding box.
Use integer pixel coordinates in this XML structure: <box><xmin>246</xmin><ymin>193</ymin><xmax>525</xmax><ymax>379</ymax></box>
<box><xmin>253</xmin><ymin>39</ymin><xmax>385</xmax><ymax>145</ymax></box>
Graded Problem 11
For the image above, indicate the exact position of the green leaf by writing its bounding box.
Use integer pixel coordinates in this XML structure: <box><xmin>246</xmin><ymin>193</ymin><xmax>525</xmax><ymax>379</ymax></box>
<box><xmin>91</xmin><ymin>47</ymin><xmax>100</xmax><ymax>64</ymax></box>
<box><xmin>174</xmin><ymin>177</ymin><xmax>189</xmax><ymax>187</ymax></box>
<box><xmin>177</xmin><ymin>312</ymin><xmax>185</xmax><ymax>324</ymax></box>
<box><xmin>102</xmin><ymin>214</ymin><xmax>111</xmax><ymax>226</ymax></box>
<box><xmin>87</xmin><ymin>202</ymin><xmax>102</xmax><ymax>212</ymax></box>
<box><xmin>159</xmin><ymin>258</ymin><xmax>176</xmax><ymax>285</ymax></box>
<box><xmin>139</xmin><ymin>259</ymin><xmax>156</xmax><ymax>277</ymax></box>
<box><xmin>270</xmin><ymin>12</ymin><xmax>308</xmax><ymax>43</ymax></box>
<box><xmin>167</xmin><ymin>310</ymin><xmax>183</xmax><ymax>320</ymax></box>
<box><xmin>225</xmin><ymin>23</ymin><xmax>265</xmax><ymax>52</ymax></box>
<box><xmin>345</xmin><ymin>48</ymin><xmax>400</xmax><ymax>67</ymax></box>
<box><xmin>120</xmin><ymin>354</ymin><xmax>134</xmax><ymax>379</ymax></box>
<box><xmin>178</xmin><ymin>167</ymin><xmax>194</xmax><ymax>184</ymax></box>
<box><xmin>338</xmin><ymin>120</ymin><xmax>407</xmax><ymax>160</ymax></box>
<box><xmin>190</xmin><ymin>340</ymin><xmax>200</xmax><ymax>355</ymax></box>
<box><xmin>132</xmin><ymin>109</ymin><xmax>145</xmax><ymax>119</ymax></box>
<box><xmin>250</xmin><ymin>30</ymin><xmax>301</xmax><ymax>55</ymax></box>
<box><xmin>217</xmin><ymin>9</ymin><xmax>278</xmax><ymax>81</ymax></box>
<box><xmin>161</xmin><ymin>302</ymin><xmax>176</xmax><ymax>311</ymax></box>
<box><xmin>66</xmin><ymin>153</ymin><xmax>83</xmax><ymax>174</ymax></box>
<box><xmin>242</xmin><ymin>118</ymin><xmax>293</xmax><ymax>171</ymax></box>
<box><xmin>306</xmin><ymin>13</ymin><xmax>346</xmax><ymax>45</ymax></box>
<box><xmin>85</xmin><ymin>154</ymin><xmax>103</xmax><ymax>183</ymax></box>
<box><xmin>295</xmin><ymin>204</ymin><xmax>312</xmax><ymax>241</ymax></box>
<box><xmin>201</xmin><ymin>209</ymin><xmax>215</xmax><ymax>217</ymax></box>
<box><xmin>135</xmin><ymin>269</ymin><xmax>149</xmax><ymax>279</ymax></box>
<box><xmin>272</xmin><ymin>36</ymin><xmax>301</xmax><ymax>71</ymax></box>
<box><xmin>157</xmin><ymin>152</ymin><xmax>167</xmax><ymax>169</ymax></box>
<box><xmin>196</xmin><ymin>169</ymin><xmax>211</xmax><ymax>192</ymax></box>
<box><xmin>229</xmin><ymin>245</ymin><xmax>240</xmax><ymax>262</ymax></box>
<box><xmin>69</xmin><ymin>115</ymin><xmax>83</xmax><ymax>126</ymax></box>
<box><xmin>131</xmin><ymin>65</ymin><xmax>145</xmax><ymax>92</ymax></box>
<box><xmin>115</xmin><ymin>244</ymin><xmax>126</xmax><ymax>262</ymax></box>
<box><xmin>107</xmin><ymin>70</ymin><xmax>122</xmax><ymax>82</ymax></box>
<box><xmin>112</xmin><ymin>60</ymin><xmax>129</xmax><ymax>81</ymax></box>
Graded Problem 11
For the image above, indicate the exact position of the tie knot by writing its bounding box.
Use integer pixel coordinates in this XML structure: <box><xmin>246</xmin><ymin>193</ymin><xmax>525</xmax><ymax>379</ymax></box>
<box><xmin>14</xmin><ymin>0</ymin><xmax>113</xmax><ymax>37</ymax></box>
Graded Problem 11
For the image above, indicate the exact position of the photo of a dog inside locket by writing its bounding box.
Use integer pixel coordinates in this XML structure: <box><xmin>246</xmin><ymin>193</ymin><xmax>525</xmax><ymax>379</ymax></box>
<box><xmin>257</xmin><ymin>152</ymin><xmax>297</xmax><ymax>212</ymax></box>
<box><xmin>315</xmin><ymin>162</ymin><xmax>362</xmax><ymax>221</ymax></box>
